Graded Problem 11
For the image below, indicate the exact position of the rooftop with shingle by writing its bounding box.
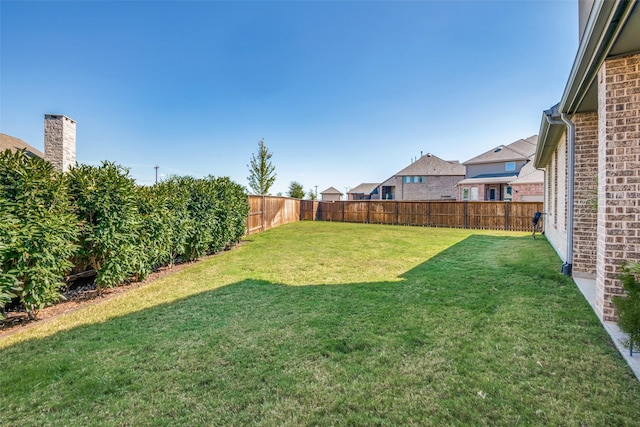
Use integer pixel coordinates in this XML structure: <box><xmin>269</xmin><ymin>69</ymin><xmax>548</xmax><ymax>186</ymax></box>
<box><xmin>320</xmin><ymin>186</ymin><xmax>343</xmax><ymax>195</ymax></box>
<box><xmin>463</xmin><ymin>135</ymin><xmax>538</xmax><ymax>165</ymax></box>
<box><xmin>394</xmin><ymin>153</ymin><xmax>465</xmax><ymax>176</ymax></box>
<box><xmin>348</xmin><ymin>183</ymin><xmax>379</xmax><ymax>194</ymax></box>
<box><xmin>0</xmin><ymin>133</ymin><xmax>44</xmax><ymax>158</ymax></box>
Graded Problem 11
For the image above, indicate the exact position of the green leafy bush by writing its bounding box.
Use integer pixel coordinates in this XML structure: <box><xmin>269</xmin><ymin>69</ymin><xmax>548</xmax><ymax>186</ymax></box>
<box><xmin>0</xmin><ymin>150</ymin><xmax>79</xmax><ymax>318</ymax></box>
<box><xmin>211</xmin><ymin>176</ymin><xmax>249</xmax><ymax>247</ymax></box>
<box><xmin>66</xmin><ymin>162</ymin><xmax>139</xmax><ymax>292</ymax></box>
<box><xmin>613</xmin><ymin>261</ymin><xmax>640</xmax><ymax>350</ymax></box>
<box><xmin>133</xmin><ymin>185</ymin><xmax>175</xmax><ymax>279</ymax></box>
<box><xmin>1</xmin><ymin>151</ymin><xmax>249</xmax><ymax>315</ymax></box>
<box><xmin>155</xmin><ymin>176</ymin><xmax>248</xmax><ymax>261</ymax></box>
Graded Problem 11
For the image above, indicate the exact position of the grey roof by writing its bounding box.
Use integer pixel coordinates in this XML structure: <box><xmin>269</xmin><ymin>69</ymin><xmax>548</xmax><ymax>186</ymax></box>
<box><xmin>457</xmin><ymin>176</ymin><xmax>517</xmax><ymax>186</ymax></box>
<box><xmin>394</xmin><ymin>153</ymin><xmax>465</xmax><ymax>176</ymax></box>
<box><xmin>464</xmin><ymin>135</ymin><xmax>538</xmax><ymax>165</ymax></box>
<box><xmin>320</xmin><ymin>186</ymin><xmax>343</xmax><ymax>195</ymax></box>
<box><xmin>348</xmin><ymin>183</ymin><xmax>379</xmax><ymax>194</ymax></box>
<box><xmin>0</xmin><ymin>133</ymin><xmax>44</xmax><ymax>158</ymax></box>
<box><xmin>509</xmin><ymin>160</ymin><xmax>544</xmax><ymax>185</ymax></box>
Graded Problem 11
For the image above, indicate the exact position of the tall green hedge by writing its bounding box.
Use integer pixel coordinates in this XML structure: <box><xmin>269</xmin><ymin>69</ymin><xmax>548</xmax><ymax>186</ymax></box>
<box><xmin>66</xmin><ymin>162</ymin><xmax>140</xmax><ymax>292</ymax></box>
<box><xmin>0</xmin><ymin>150</ymin><xmax>79</xmax><ymax>318</ymax></box>
<box><xmin>0</xmin><ymin>149</ymin><xmax>249</xmax><ymax>317</ymax></box>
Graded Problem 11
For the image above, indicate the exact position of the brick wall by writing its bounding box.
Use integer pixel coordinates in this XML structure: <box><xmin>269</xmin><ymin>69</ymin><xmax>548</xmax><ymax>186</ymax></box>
<box><xmin>511</xmin><ymin>183</ymin><xmax>543</xmax><ymax>202</ymax></box>
<box><xmin>596</xmin><ymin>53</ymin><xmax>640</xmax><ymax>321</ymax></box>
<box><xmin>544</xmin><ymin>131</ymin><xmax>568</xmax><ymax>262</ymax></box>
<box><xmin>572</xmin><ymin>112</ymin><xmax>599</xmax><ymax>278</ymax></box>
<box><xmin>399</xmin><ymin>175</ymin><xmax>463</xmax><ymax>200</ymax></box>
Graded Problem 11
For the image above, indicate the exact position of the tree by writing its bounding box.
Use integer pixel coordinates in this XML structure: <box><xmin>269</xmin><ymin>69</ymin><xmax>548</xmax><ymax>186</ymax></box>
<box><xmin>307</xmin><ymin>190</ymin><xmax>317</xmax><ymax>201</ymax></box>
<box><xmin>287</xmin><ymin>181</ymin><xmax>305</xmax><ymax>199</ymax></box>
<box><xmin>247</xmin><ymin>139</ymin><xmax>276</xmax><ymax>195</ymax></box>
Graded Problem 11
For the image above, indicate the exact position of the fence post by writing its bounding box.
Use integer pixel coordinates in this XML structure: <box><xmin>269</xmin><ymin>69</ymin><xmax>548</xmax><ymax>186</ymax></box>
<box><xmin>505</xmin><ymin>201</ymin><xmax>509</xmax><ymax>231</ymax></box>
<box><xmin>246</xmin><ymin>196</ymin><xmax>251</xmax><ymax>235</ymax></box>
<box><xmin>262</xmin><ymin>195</ymin><xmax>266</xmax><ymax>232</ymax></box>
<box><xmin>396</xmin><ymin>201</ymin><xmax>399</xmax><ymax>225</ymax></box>
<box><xmin>342</xmin><ymin>201</ymin><xmax>345</xmax><ymax>222</ymax></box>
<box><xmin>367</xmin><ymin>201</ymin><xmax>370</xmax><ymax>224</ymax></box>
<box><xmin>464</xmin><ymin>201</ymin><xmax>468</xmax><ymax>229</ymax></box>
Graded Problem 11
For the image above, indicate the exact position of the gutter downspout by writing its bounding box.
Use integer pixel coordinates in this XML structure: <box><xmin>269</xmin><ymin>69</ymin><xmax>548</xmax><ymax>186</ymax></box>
<box><xmin>560</xmin><ymin>113</ymin><xmax>576</xmax><ymax>276</ymax></box>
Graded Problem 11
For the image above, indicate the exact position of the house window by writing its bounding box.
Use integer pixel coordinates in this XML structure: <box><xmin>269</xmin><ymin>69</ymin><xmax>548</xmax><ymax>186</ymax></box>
<box><xmin>462</xmin><ymin>188</ymin><xmax>469</xmax><ymax>201</ymax></box>
<box><xmin>470</xmin><ymin>187</ymin><xmax>478</xmax><ymax>201</ymax></box>
<box><xmin>488</xmin><ymin>188</ymin><xmax>497</xmax><ymax>201</ymax></box>
<box><xmin>504</xmin><ymin>186</ymin><xmax>512</xmax><ymax>201</ymax></box>
<box><xmin>418</xmin><ymin>176</ymin><xmax>426</xmax><ymax>183</ymax></box>
<box><xmin>505</xmin><ymin>161</ymin><xmax>516</xmax><ymax>172</ymax></box>
<box><xmin>403</xmin><ymin>176</ymin><xmax>411</xmax><ymax>183</ymax></box>
<box><xmin>412</xmin><ymin>176</ymin><xmax>419</xmax><ymax>183</ymax></box>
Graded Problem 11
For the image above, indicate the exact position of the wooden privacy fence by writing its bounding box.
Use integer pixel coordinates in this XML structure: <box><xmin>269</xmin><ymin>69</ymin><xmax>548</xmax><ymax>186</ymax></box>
<box><xmin>300</xmin><ymin>200</ymin><xmax>543</xmax><ymax>232</ymax></box>
<box><xmin>249</xmin><ymin>197</ymin><xmax>543</xmax><ymax>234</ymax></box>
<box><xmin>247</xmin><ymin>195</ymin><xmax>301</xmax><ymax>234</ymax></box>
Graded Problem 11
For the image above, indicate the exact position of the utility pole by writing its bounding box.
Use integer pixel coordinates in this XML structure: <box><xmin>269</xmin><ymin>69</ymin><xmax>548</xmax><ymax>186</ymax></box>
<box><xmin>154</xmin><ymin>165</ymin><xmax>159</xmax><ymax>184</ymax></box>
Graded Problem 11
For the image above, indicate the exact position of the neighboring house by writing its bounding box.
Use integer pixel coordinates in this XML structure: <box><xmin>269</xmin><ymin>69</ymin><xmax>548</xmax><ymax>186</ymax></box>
<box><xmin>534</xmin><ymin>0</ymin><xmax>640</xmax><ymax>321</ymax></box>
<box><xmin>347</xmin><ymin>183</ymin><xmax>379</xmax><ymax>200</ymax></box>
<box><xmin>0</xmin><ymin>114</ymin><xmax>76</xmax><ymax>172</ymax></box>
<box><xmin>374</xmin><ymin>153</ymin><xmax>465</xmax><ymax>201</ymax></box>
<box><xmin>507</xmin><ymin>158</ymin><xmax>544</xmax><ymax>202</ymax></box>
<box><xmin>457</xmin><ymin>136</ymin><xmax>540</xmax><ymax>201</ymax></box>
<box><xmin>320</xmin><ymin>186</ymin><xmax>343</xmax><ymax>202</ymax></box>
<box><xmin>0</xmin><ymin>133</ymin><xmax>45</xmax><ymax>158</ymax></box>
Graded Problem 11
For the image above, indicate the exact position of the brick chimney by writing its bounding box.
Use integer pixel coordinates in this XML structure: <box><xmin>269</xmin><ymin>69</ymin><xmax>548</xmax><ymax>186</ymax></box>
<box><xmin>44</xmin><ymin>114</ymin><xmax>76</xmax><ymax>172</ymax></box>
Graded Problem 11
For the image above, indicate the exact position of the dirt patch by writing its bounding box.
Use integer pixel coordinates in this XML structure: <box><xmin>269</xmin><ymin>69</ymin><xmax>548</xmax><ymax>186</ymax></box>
<box><xmin>0</xmin><ymin>243</ymin><xmax>244</xmax><ymax>339</ymax></box>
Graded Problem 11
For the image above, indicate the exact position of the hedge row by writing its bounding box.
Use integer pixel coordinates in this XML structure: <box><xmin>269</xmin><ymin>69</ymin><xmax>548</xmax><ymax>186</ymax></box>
<box><xmin>0</xmin><ymin>150</ymin><xmax>249</xmax><ymax>319</ymax></box>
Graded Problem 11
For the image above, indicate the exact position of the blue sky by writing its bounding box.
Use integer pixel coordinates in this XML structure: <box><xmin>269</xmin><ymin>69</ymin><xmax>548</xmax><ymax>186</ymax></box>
<box><xmin>1</xmin><ymin>0</ymin><xmax>577</xmax><ymax>195</ymax></box>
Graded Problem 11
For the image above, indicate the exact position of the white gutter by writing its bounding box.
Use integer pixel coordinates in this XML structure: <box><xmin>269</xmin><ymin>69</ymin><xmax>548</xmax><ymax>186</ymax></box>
<box><xmin>561</xmin><ymin>113</ymin><xmax>576</xmax><ymax>276</ymax></box>
<box><xmin>543</xmin><ymin>109</ymin><xmax>576</xmax><ymax>275</ymax></box>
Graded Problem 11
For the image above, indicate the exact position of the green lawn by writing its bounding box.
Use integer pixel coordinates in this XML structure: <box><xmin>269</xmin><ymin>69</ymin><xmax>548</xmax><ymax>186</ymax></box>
<box><xmin>1</xmin><ymin>221</ymin><xmax>638</xmax><ymax>426</ymax></box>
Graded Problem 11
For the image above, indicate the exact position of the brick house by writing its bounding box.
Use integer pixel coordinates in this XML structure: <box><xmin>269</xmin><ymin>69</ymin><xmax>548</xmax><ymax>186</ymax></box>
<box><xmin>373</xmin><ymin>153</ymin><xmax>465</xmax><ymax>201</ymax></box>
<box><xmin>507</xmin><ymin>159</ymin><xmax>545</xmax><ymax>202</ymax></box>
<box><xmin>347</xmin><ymin>183</ymin><xmax>379</xmax><ymax>200</ymax></box>
<box><xmin>457</xmin><ymin>136</ymin><xmax>541</xmax><ymax>201</ymax></box>
<box><xmin>320</xmin><ymin>186</ymin><xmax>343</xmax><ymax>202</ymax></box>
<box><xmin>534</xmin><ymin>0</ymin><xmax>640</xmax><ymax>321</ymax></box>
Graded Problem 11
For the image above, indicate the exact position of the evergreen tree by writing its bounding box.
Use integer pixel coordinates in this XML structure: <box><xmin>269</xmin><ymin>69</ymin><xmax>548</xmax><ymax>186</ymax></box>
<box><xmin>247</xmin><ymin>139</ymin><xmax>276</xmax><ymax>195</ymax></box>
<box><xmin>287</xmin><ymin>181</ymin><xmax>305</xmax><ymax>199</ymax></box>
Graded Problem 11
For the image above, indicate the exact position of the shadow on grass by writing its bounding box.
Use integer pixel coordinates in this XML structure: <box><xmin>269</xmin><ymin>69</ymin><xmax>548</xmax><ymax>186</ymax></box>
<box><xmin>1</xmin><ymin>233</ymin><xmax>639</xmax><ymax>425</ymax></box>
<box><xmin>0</xmin><ymin>234</ymin><xmax>580</xmax><ymax>352</ymax></box>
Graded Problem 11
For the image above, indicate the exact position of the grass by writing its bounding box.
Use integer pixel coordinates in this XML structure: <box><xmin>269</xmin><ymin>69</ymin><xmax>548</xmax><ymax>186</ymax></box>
<box><xmin>1</xmin><ymin>221</ymin><xmax>638</xmax><ymax>426</ymax></box>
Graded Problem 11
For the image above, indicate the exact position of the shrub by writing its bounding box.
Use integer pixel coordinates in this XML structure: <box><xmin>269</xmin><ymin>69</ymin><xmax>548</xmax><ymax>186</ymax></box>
<box><xmin>0</xmin><ymin>151</ymin><xmax>249</xmax><ymax>315</ymax></box>
<box><xmin>0</xmin><ymin>150</ymin><xmax>78</xmax><ymax>318</ymax></box>
<box><xmin>613</xmin><ymin>261</ymin><xmax>640</xmax><ymax>351</ymax></box>
<box><xmin>66</xmin><ymin>162</ymin><xmax>139</xmax><ymax>292</ymax></box>
<box><xmin>133</xmin><ymin>185</ymin><xmax>175</xmax><ymax>279</ymax></box>
<box><xmin>211</xmin><ymin>176</ymin><xmax>249</xmax><ymax>247</ymax></box>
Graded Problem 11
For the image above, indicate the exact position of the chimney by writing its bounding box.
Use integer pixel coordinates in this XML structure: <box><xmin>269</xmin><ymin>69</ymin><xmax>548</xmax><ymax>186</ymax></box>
<box><xmin>44</xmin><ymin>114</ymin><xmax>76</xmax><ymax>172</ymax></box>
